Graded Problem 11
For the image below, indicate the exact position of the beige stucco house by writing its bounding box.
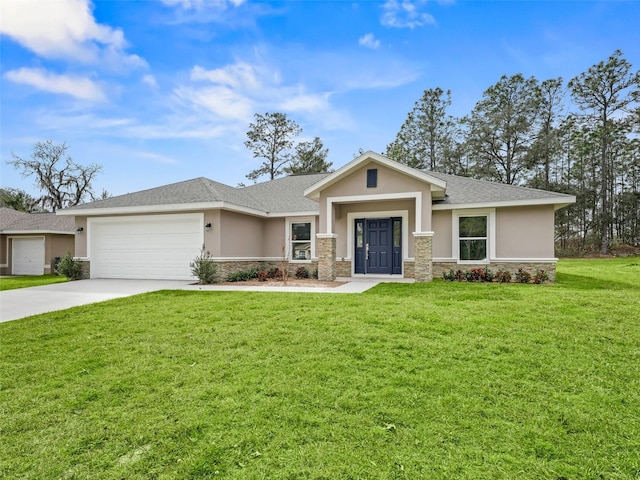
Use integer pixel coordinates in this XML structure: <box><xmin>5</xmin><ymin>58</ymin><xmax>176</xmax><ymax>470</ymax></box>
<box><xmin>58</xmin><ymin>152</ymin><xmax>575</xmax><ymax>282</ymax></box>
<box><xmin>0</xmin><ymin>207</ymin><xmax>75</xmax><ymax>275</ymax></box>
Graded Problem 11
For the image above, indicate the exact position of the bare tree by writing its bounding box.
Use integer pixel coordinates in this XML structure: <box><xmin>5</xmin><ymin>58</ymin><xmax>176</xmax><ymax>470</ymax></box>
<box><xmin>8</xmin><ymin>140</ymin><xmax>102</xmax><ymax>212</ymax></box>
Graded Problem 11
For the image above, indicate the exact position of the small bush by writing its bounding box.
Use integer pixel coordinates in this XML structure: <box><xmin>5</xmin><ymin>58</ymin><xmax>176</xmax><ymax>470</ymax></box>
<box><xmin>257</xmin><ymin>270</ymin><xmax>268</xmax><ymax>282</ymax></box>
<box><xmin>465</xmin><ymin>267</ymin><xmax>493</xmax><ymax>282</ymax></box>
<box><xmin>55</xmin><ymin>252</ymin><xmax>82</xmax><ymax>280</ymax></box>
<box><xmin>495</xmin><ymin>270</ymin><xmax>512</xmax><ymax>283</ymax></box>
<box><xmin>295</xmin><ymin>266</ymin><xmax>309</xmax><ymax>279</ymax></box>
<box><xmin>226</xmin><ymin>267</ymin><xmax>259</xmax><ymax>282</ymax></box>
<box><xmin>267</xmin><ymin>267</ymin><xmax>282</xmax><ymax>279</ymax></box>
<box><xmin>515</xmin><ymin>268</ymin><xmax>532</xmax><ymax>284</ymax></box>
<box><xmin>442</xmin><ymin>269</ymin><xmax>456</xmax><ymax>281</ymax></box>
<box><xmin>190</xmin><ymin>248</ymin><xmax>217</xmax><ymax>284</ymax></box>
<box><xmin>311</xmin><ymin>267</ymin><xmax>318</xmax><ymax>279</ymax></box>
<box><xmin>484</xmin><ymin>268</ymin><xmax>495</xmax><ymax>282</ymax></box>
<box><xmin>532</xmin><ymin>269</ymin><xmax>550</xmax><ymax>284</ymax></box>
<box><xmin>454</xmin><ymin>269</ymin><xmax>465</xmax><ymax>281</ymax></box>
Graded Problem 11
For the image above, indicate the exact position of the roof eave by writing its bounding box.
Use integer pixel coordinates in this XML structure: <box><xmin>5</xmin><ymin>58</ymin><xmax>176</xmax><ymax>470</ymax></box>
<box><xmin>0</xmin><ymin>230</ymin><xmax>75</xmax><ymax>235</ymax></box>
<box><xmin>432</xmin><ymin>196</ymin><xmax>577</xmax><ymax>211</ymax></box>
<box><xmin>56</xmin><ymin>202</ymin><xmax>318</xmax><ymax>218</ymax></box>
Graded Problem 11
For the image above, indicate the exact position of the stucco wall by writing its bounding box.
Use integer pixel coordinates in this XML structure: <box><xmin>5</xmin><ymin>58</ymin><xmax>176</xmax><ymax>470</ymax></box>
<box><xmin>318</xmin><ymin>162</ymin><xmax>433</xmax><ymax>232</ymax></box>
<box><xmin>263</xmin><ymin>217</ymin><xmax>286</xmax><ymax>257</ymax></box>
<box><xmin>75</xmin><ymin>216</ymin><xmax>88</xmax><ymax>257</ymax></box>
<box><xmin>219</xmin><ymin>210</ymin><xmax>264</xmax><ymax>257</ymax></box>
<box><xmin>496</xmin><ymin>205</ymin><xmax>556</xmax><ymax>258</ymax></box>
<box><xmin>432</xmin><ymin>210</ymin><xmax>452</xmax><ymax>259</ymax></box>
<box><xmin>0</xmin><ymin>235</ymin><xmax>8</xmax><ymax>274</ymax></box>
<box><xmin>203</xmin><ymin>209</ymin><xmax>221</xmax><ymax>256</ymax></box>
<box><xmin>46</xmin><ymin>234</ymin><xmax>75</xmax><ymax>273</ymax></box>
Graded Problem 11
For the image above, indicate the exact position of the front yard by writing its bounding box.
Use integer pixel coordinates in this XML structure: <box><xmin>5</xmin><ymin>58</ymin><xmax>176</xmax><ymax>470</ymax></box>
<box><xmin>0</xmin><ymin>274</ymin><xmax>68</xmax><ymax>291</ymax></box>
<box><xmin>1</xmin><ymin>258</ymin><xmax>639</xmax><ymax>479</ymax></box>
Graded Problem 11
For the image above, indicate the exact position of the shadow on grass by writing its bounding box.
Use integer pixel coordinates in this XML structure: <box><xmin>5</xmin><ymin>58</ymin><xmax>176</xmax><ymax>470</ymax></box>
<box><xmin>555</xmin><ymin>272</ymin><xmax>638</xmax><ymax>291</ymax></box>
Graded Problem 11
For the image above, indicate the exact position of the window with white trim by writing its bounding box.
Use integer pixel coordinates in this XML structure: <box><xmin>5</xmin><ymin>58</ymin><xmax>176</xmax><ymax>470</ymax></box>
<box><xmin>287</xmin><ymin>218</ymin><xmax>315</xmax><ymax>261</ymax></box>
<box><xmin>458</xmin><ymin>215</ymin><xmax>487</xmax><ymax>261</ymax></box>
<box><xmin>452</xmin><ymin>209</ymin><xmax>494</xmax><ymax>263</ymax></box>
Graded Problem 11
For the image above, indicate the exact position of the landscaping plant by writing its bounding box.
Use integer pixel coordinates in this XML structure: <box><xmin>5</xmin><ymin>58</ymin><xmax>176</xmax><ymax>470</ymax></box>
<box><xmin>189</xmin><ymin>248</ymin><xmax>217</xmax><ymax>284</ymax></box>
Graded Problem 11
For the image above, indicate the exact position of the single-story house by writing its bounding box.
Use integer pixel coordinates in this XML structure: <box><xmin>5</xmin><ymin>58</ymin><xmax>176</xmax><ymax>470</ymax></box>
<box><xmin>0</xmin><ymin>207</ymin><xmax>75</xmax><ymax>275</ymax></box>
<box><xmin>57</xmin><ymin>151</ymin><xmax>575</xmax><ymax>282</ymax></box>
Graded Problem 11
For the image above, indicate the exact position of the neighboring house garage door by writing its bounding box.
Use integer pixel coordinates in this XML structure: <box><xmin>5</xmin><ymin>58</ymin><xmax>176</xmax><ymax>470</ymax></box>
<box><xmin>89</xmin><ymin>214</ymin><xmax>203</xmax><ymax>280</ymax></box>
<box><xmin>12</xmin><ymin>237</ymin><xmax>45</xmax><ymax>275</ymax></box>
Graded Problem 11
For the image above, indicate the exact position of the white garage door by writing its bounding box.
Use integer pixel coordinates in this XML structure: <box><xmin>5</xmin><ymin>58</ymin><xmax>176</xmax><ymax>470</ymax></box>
<box><xmin>89</xmin><ymin>214</ymin><xmax>203</xmax><ymax>280</ymax></box>
<box><xmin>12</xmin><ymin>237</ymin><xmax>45</xmax><ymax>275</ymax></box>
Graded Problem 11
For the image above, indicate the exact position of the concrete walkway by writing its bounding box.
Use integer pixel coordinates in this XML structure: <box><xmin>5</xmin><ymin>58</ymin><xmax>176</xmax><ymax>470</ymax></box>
<box><xmin>0</xmin><ymin>278</ymin><xmax>382</xmax><ymax>323</ymax></box>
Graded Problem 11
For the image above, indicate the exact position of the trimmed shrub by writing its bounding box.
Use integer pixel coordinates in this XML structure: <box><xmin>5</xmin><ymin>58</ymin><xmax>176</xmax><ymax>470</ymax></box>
<box><xmin>515</xmin><ymin>268</ymin><xmax>532</xmax><ymax>284</ymax></box>
<box><xmin>257</xmin><ymin>270</ymin><xmax>268</xmax><ymax>282</ymax></box>
<box><xmin>267</xmin><ymin>267</ymin><xmax>282</xmax><ymax>279</ymax></box>
<box><xmin>190</xmin><ymin>248</ymin><xmax>217</xmax><ymax>284</ymax></box>
<box><xmin>295</xmin><ymin>266</ymin><xmax>310</xmax><ymax>279</ymax></box>
<box><xmin>442</xmin><ymin>269</ymin><xmax>456</xmax><ymax>281</ymax></box>
<box><xmin>55</xmin><ymin>252</ymin><xmax>82</xmax><ymax>280</ymax></box>
<box><xmin>532</xmin><ymin>269</ymin><xmax>550</xmax><ymax>284</ymax></box>
<box><xmin>311</xmin><ymin>267</ymin><xmax>318</xmax><ymax>279</ymax></box>
<box><xmin>495</xmin><ymin>270</ymin><xmax>512</xmax><ymax>283</ymax></box>
<box><xmin>226</xmin><ymin>267</ymin><xmax>259</xmax><ymax>282</ymax></box>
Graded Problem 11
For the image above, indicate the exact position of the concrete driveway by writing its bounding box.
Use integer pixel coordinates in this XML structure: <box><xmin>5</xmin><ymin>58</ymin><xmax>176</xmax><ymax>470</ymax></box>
<box><xmin>0</xmin><ymin>278</ymin><xmax>382</xmax><ymax>323</ymax></box>
<box><xmin>0</xmin><ymin>279</ymin><xmax>190</xmax><ymax>323</ymax></box>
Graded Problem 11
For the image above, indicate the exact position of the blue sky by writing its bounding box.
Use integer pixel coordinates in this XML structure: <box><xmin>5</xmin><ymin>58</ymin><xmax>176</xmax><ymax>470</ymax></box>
<box><xmin>1</xmin><ymin>0</ymin><xmax>639</xmax><ymax>198</ymax></box>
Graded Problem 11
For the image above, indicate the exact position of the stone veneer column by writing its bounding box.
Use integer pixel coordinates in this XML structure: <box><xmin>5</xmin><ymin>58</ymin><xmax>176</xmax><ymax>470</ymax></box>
<box><xmin>413</xmin><ymin>232</ymin><xmax>434</xmax><ymax>282</ymax></box>
<box><xmin>316</xmin><ymin>234</ymin><xmax>337</xmax><ymax>281</ymax></box>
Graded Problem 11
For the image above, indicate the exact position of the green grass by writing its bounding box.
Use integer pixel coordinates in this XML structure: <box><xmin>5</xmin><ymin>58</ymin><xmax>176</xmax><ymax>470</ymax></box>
<box><xmin>0</xmin><ymin>274</ymin><xmax>68</xmax><ymax>291</ymax></box>
<box><xmin>1</xmin><ymin>258</ymin><xmax>639</xmax><ymax>479</ymax></box>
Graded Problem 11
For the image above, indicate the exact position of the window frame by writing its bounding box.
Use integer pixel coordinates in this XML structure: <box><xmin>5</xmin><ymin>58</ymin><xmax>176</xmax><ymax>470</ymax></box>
<box><xmin>366</xmin><ymin>168</ymin><xmax>378</xmax><ymax>188</ymax></box>
<box><xmin>286</xmin><ymin>217</ymin><xmax>315</xmax><ymax>262</ymax></box>
<box><xmin>452</xmin><ymin>209</ymin><xmax>495</xmax><ymax>264</ymax></box>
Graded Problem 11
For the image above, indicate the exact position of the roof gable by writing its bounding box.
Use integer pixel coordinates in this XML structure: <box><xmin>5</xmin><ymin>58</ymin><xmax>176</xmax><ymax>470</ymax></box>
<box><xmin>304</xmin><ymin>151</ymin><xmax>447</xmax><ymax>200</ymax></box>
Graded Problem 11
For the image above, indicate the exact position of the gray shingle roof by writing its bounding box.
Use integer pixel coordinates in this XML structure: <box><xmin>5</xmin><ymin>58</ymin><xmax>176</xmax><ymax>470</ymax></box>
<box><xmin>63</xmin><ymin>177</ymin><xmax>265</xmax><ymax>212</ymax></box>
<box><xmin>241</xmin><ymin>173</ymin><xmax>329</xmax><ymax>213</ymax></box>
<box><xmin>62</xmin><ymin>174</ymin><xmax>329</xmax><ymax>215</ymax></box>
<box><xmin>60</xmin><ymin>167</ymin><xmax>573</xmax><ymax>216</ymax></box>
<box><xmin>0</xmin><ymin>208</ymin><xmax>75</xmax><ymax>233</ymax></box>
<box><xmin>427</xmin><ymin>172</ymin><xmax>574</xmax><ymax>207</ymax></box>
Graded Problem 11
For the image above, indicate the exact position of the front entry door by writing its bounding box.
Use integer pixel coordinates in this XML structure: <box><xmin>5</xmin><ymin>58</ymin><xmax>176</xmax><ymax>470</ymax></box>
<box><xmin>354</xmin><ymin>218</ymin><xmax>402</xmax><ymax>275</ymax></box>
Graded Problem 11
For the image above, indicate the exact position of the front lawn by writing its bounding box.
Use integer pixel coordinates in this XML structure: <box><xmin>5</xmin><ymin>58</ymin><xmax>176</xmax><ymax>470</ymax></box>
<box><xmin>1</xmin><ymin>258</ymin><xmax>639</xmax><ymax>479</ymax></box>
<box><xmin>0</xmin><ymin>274</ymin><xmax>68</xmax><ymax>291</ymax></box>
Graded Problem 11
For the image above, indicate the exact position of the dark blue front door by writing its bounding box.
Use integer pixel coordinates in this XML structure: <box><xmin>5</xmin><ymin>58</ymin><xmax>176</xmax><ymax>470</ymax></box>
<box><xmin>354</xmin><ymin>218</ymin><xmax>402</xmax><ymax>275</ymax></box>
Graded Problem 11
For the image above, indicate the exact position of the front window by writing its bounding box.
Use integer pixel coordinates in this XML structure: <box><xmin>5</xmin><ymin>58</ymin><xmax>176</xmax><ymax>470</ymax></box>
<box><xmin>459</xmin><ymin>216</ymin><xmax>487</xmax><ymax>261</ymax></box>
<box><xmin>291</xmin><ymin>222</ymin><xmax>311</xmax><ymax>260</ymax></box>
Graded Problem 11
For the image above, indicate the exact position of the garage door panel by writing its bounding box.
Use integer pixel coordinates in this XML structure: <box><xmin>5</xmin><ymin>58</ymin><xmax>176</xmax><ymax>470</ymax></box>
<box><xmin>12</xmin><ymin>237</ymin><xmax>45</xmax><ymax>275</ymax></box>
<box><xmin>90</xmin><ymin>214</ymin><xmax>202</xmax><ymax>280</ymax></box>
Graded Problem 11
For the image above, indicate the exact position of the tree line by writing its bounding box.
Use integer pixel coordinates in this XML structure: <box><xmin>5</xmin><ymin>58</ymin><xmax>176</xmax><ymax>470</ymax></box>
<box><xmin>386</xmin><ymin>50</ymin><xmax>640</xmax><ymax>255</ymax></box>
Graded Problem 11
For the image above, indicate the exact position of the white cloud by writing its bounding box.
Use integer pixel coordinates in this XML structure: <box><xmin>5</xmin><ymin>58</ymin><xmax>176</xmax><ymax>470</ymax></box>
<box><xmin>359</xmin><ymin>33</ymin><xmax>381</xmax><ymax>50</ymax></box>
<box><xmin>142</xmin><ymin>74</ymin><xmax>159</xmax><ymax>88</ymax></box>
<box><xmin>278</xmin><ymin>92</ymin><xmax>331</xmax><ymax>113</ymax></box>
<box><xmin>0</xmin><ymin>0</ymin><xmax>145</xmax><ymax>68</ymax></box>
<box><xmin>4</xmin><ymin>68</ymin><xmax>106</xmax><ymax>102</ymax></box>
<box><xmin>159</xmin><ymin>0</ymin><xmax>245</xmax><ymax>10</ymax></box>
<box><xmin>177</xmin><ymin>61</ymin><xmax>334</xmax><ymax>122</ymax></box>
<box><xmin>174</xmin><ymin>84</ymin><xmax>254</xmax><ymax>121</ymax></box>
<box><xmin>191</xmin><ymin>63</ymin><xmax>261</xmax><ymax>90</ymax></box>
<box><xmin>381</xmin><ymin>0</ymin><xmax>435</xmax><ymax>29</ymax></box>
